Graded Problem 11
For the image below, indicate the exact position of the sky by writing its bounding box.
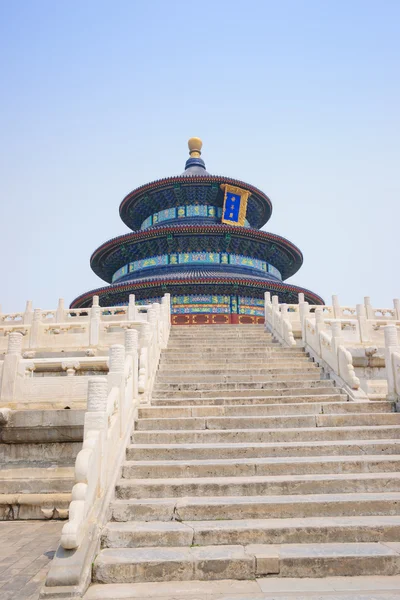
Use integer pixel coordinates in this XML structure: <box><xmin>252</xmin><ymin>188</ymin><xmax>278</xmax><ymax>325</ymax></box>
<box><xmin>0</xmin><ymin>0</ymin><xmax>399</xmax><ymax>313</ymax></box>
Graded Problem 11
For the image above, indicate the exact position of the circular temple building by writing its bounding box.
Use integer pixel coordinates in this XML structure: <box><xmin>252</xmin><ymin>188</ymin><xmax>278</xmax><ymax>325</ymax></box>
<box><xmin>71</xmin><ymin>138</ymin><xmax>323</xmax><ymax>324</ymax></box>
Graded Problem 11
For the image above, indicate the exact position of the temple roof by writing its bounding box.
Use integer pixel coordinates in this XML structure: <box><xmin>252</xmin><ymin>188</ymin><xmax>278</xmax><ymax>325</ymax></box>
<box><xmin>119</xmin><ymin>139</ymin><xmax>273</xmax><ymax>230</ymax></box>
<box><xmin>89</xmin><ymin>224</ymin><xmax>303</xmax><ymax>283</ymax></box>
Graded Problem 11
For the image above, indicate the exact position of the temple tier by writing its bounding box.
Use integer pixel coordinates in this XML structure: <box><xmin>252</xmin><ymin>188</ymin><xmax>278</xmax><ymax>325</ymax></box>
<box><xmin>71</xmin><ymin>138</ymin><xmax>323</xmax><ymax>323</ymax></box>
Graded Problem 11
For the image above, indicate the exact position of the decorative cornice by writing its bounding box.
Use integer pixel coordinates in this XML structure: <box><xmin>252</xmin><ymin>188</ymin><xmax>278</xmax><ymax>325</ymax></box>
<box><xmin>70</xmin><ymin>276</ymin><xmax>324</xmax><ymax>308</ymax></box>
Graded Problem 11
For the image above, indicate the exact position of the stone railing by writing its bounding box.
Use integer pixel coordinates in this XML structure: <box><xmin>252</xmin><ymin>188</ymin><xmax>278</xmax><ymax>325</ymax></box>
<box><xmin>0</xmin><ymin>294</ymin><xmax>171</xmax><ymax>408</ymax></box>
<box><xmin>42</xmin><ymin>295</ymin><xmax>170</xmax><ymax>597</ymax></box>
<box><xmin>385</xmin><ymin>325</ymin><xmax>400</xmax><ymax>403</ymax></box>
<box><xmin>265</xmin><ymin>292</ymin><xmax>400</xmax><ymax>400</ymax></box>
<box><xmin>0</xmin><ymin>294</ymin><xmax>171</xmax><ymax>353</ymax></box>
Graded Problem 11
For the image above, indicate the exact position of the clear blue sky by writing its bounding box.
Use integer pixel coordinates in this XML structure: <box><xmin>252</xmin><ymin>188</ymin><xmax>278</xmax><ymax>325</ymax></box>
<box><xmin>1</xmin><ymin>1</ymin><xmax>399</xmax><ymax>312</ymax></box>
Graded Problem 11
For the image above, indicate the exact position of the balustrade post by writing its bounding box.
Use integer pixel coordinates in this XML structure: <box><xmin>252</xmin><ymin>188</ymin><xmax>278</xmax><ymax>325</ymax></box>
<box><xmin>271</xmin><ymin>295</ymin><xmax>279</xmax><ymax>333</ymax></box>
<box><xmin>29</xmin><ymin>309</ymin><xmax>42</xmax><ymax>348</ymax></box>
<box><xmin>332</xmin><ymin>295</ymin><xmax>341</xmax><ymax>319</ymax></box>
<box><xmin>312</xmin><ymin>308</ymin><xmax>325</xmax><ymax>355</ymax></box>
<box><xmin>89</xmin><ymin>296</ymin><xmax>100</xmax><ymax>347</ymax></box>
<box><xmin>151</xmin><ymin>303</ymin><xmax>161</xmax><ymax>347</ymax></box>
<box><xmin>264</xmin><ymin>292</ymin><xmax>271</xmax><ymax>329</ymax></box>
<box><xmin>108</xmin><ymin>344</ymin><xmax>125</xmax><ymax>389</ymax></box>
<box><xmin>393</xmin><ymin>298</ymin><xmax>400</xmax><ymax>321</ymax></box>
<box><xmin>147</xmin><ymin>308</ymin><xmax>157</xmax><ymax>368</ymax></box>
<box><xmin>331</xmin><ymin>321</ymin><xmax>343</xmax><ymax>372</ymax></box>
<box><xmin>280</xmin><ymin>304</ymin><xmax>288</xmax><ymax>339</ymax></box>
<box><xmin>109</xmin><ymin>344</ymin><xmax>126</xmax><ymax>435</ymax></box>
<box><xmin>384</xmin><ymin>325</ymin><xmax>400</xmax><ymax>400</ymax></box>
<box><xmin>161</xmin><ymin>294</ymin><xmax>171</xmax><ymax>347</ymax></box>
<box><xmin>56</xmin><ymin>298</ymin><xmax>65</xmax><ymax>323</ymax></box>
<box><xmin>0</xmin><ymin>332</ymin><xmax>23</xmax><ymax>402</ymax></box>
<box><xmin>356</xmin><ymin>304</ymin><xmax>370</xmax><ymax>343</ymax></box>
<box><xmin>24</xmin><ymin>300</ymin><xmax>33</xmax><ymax>325</ymax></box>
<box><xmin>138</xmin><ymin>322</ymin><xmax>151</xmax><ymax>395</ymax></box>
<box><xmin>298</xmin><ymin>294</ymin><xmax>308</xmax><ymax>342</ymax></box>
<box><xmin>128</xmin><ymin>294</ymin><xmax>136</xmax><ymax>321</ymax></box>
<box><xmin>125</xmin><ymin>329</ymin><xmax>139</xmax><ymax>399</ymax></box>
<box><xmin>85</xmin><ymin>377</ymin><xmax>108</xmax><ymax>492</ymax></box>
<box><xmin>364</xmin><ymin>296</ymin><xmax>373</xmax><ymax>319</ymax></box>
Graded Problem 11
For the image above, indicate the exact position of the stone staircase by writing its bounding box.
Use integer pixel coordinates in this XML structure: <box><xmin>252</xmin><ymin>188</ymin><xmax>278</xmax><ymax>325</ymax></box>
<box><xmin>0</xmin><ymin>408</ymin><xmax>82</xmax><ymax>519</ymax></box>
<box><xmin>88</xmin><ymin>325</ymin><xmax>400</xmax><ymax>596</ymax></box>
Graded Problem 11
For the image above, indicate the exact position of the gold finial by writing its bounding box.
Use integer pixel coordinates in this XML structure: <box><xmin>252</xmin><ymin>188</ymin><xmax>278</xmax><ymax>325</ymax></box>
<box><xmin>188</xmin><ymin>137</ymin><xmax>202</xmax><ymax>158</ymax></box>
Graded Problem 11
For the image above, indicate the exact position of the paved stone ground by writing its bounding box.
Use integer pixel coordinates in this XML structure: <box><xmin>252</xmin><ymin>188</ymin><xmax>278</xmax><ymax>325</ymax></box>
<box><xmin>0</xmin><ymin>521</ymin><xmax>63</xmax><ymax>600</ymax></box>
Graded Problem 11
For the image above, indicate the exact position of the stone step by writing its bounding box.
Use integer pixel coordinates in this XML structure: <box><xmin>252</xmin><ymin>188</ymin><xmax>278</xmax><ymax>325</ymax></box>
<box><xmin>153</xmin><ymin>376</ymin><xmax>324</xmax><ymax>392</ymax></box>
<box><xmin>161</xmin><ymin>352</ymin><xmax>308</xmax><ymax>362</ymax></box>
<box><xmin>152</xmin><ymin>384</ymin><xmax>339</xmax><ymax>400</ymax></box>
<box><xmin>126</xmin><ymin>440</ymin><xmax>400</xmax><ymax>461</ymax></box>
<box><xmin>122</xmin><ymin>455</ymin><xmax>400</xmax><ymax>480</ymax></box>
<box><xmin>0</xmin><ymin>465</ymin><xmax>74</xmax><ymax>494</ymax></box>
<box><xmin>151</xmin><ymin>391</ymin><xmax>346</xmax><ymax>406</ymax></box>
<box><xmin>165</xmin><ymin>345</ymin><xmax>280</xmax><ymax>352</ymax></box>
<box><xmin>163</xmin><ymin>349</ymin><xmax>304</xmax><ymax>357</ymax></box>
<box><xmin>161</xmin><ymin>354</ymin><xmax>308</xmax><ymax>362</ymax></box>
<box><xmin>158</xmin><ymin>359</ymin><xmax>314</xmax><ymax>370</ymax></box>
<box><xmin>102</xmin><ymin>516</ymin><xmax>400</xmax><ymax>548</ymax></box>
<box><xmin>0</xmin><ymin>409</ymin><xmax>84</xmax><ymax>443</ymax></box>
<box><xmin>93</xmin><ymin>542</ymin><xmax>400</xmax><ymax>583</ymax></box>
<box><xmin>131</xmin><ymin>425</ymin><xmax>400</xmax><ymax>445</ymax></box>
<box><xmin>135</xmin><ymin>413</ymin><xmax>400</xmax><ymax>432</ymax></box>
<box><xmin>138</xmin><ymin>401</ymin><xmax>393</xmax><ymax>419</ymax></box>
<box><xmin>155</xmin><ymin>375</ymin><xmax>323</xmax><ymax>385</ymax></box>
<box><xmin>0</xmin><ymin>441</ymin><xmax>81</xmax><ymax>462</ymax></box>
<box><xmin>82</xmin><ymin>576</ymin><xmax>400</xmax><ymax>599</ymax></box>
<box><xmin>116</xmin><ymin>472</ymin><xmax>400</xmax><ymax>500</ymax></box>
<box><xmin>166</xmin><ymin>339</ymin><xmax>276</xmax><ymax>345</ymax></box>
<box><xmin>0</xmin><ymin>492</ymin><xmax>71</xmax><ymax>520</ymax></box>
<box><xmin>111</xmin><ymin>491</ymin><xmax>400</xmax><ymax>522</ymax></box>
<box><xmin>156</xmin><ymin>367</ymin><xmax>322</xmax><ymax>382</ymax></box>
<box><xmin>168</xmin><ymin>336</ymin><xmax>274</xmax><ymax>343</ymax></box>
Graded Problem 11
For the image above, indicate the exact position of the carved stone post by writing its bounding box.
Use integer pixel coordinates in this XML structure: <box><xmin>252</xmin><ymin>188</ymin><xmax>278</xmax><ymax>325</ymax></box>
<box><xmin>56</xmin><ymin>298</ymin><xmax>65</xmax><ymax>323</ymax></box>
<box><xmin>125</xmin><ymin>329</ymin><xmax>139</xmax><ymax>399</ymax></box>
<box><xmin>0</xmin><ymin>332</ymin><xmax>23</xmax><ymax>402</ymax></box>
<box><xmin>313</xmin><ymin>308</ymin><xmax>325</xmax><ymax>355</ymax></box>
<box><xmin>109</xmin><ymin>344</ymin><xmax>125</xmax><ymax>388</ymax></box>
<box><xmin>264</xmin><ymin>292</ymin><xmax>271</xmax><ymax>330</ymax></box>
<box><xmin>280</xmin><ymin>303</ymin><xmax>288</xmax><ymax>339</ymax></box>
<box><xmin>87</xmin><ymin>377</ymin><xmax>108</xmax><ymax>412</ymax></box>
<box><xmin>393</xmin><ymin>299</ymin><xmax>400</xmax><ymax>321</ymax></box>
<box><xmin>128</xmin><ymin>294</ymin><xmax>136</xmax><ymax>322</ymax></box>
<box><xmin>24</xmin><ymin>300</ymin><xmax>33</xmax><ymax>325</ymax></box>
<box><xmin>384</xmin><ymin>325</ymin><xmax>400</xmax><ymax>400</ymax></box>
<box><xmin>138</xmin><ymin>322</ymin><xmax>151</xmax><ymax>394</ymax></box>
<box><xmin>29</xmin><ymin>309</ymin><xmax>42</xmax><ymax>349</ymax></box>
<box><xmin>364</xmin><ymin>296</ymin><xmax>373</xmax><ymax>320</ymax></box>
<box><xmin>332</xmin><ymin>295</ymin><xmax>341</xmax><ymax>319</ymax></box>
<box><xmin>90</xmin><ymin>296</ymin><xmax>100</xmax><ymax>347</ymax></box>
<box><xmin>161</xmin><ymin>294</ymin><xmax>171</xmax><ymax>347</ymax></box>
<box><xmin>271</xmin><ymin>295</ymin><xmax>279</xmax><ymax>333</ymax></box>
<box><xmin>85</xmin><ymin>377</ymin><xmax>108</xmax><ymax>491</ymax></box>
<box><xmin>331</xmin><ymin>321</ymin><xmax>343</xmax><ymax>372</ymax></box>
<box><xmin>299</xmin><ymin>298</ymin><xmax>309</xmax><ymax>342</ymax></box>
<box><xmin>356</xmin><ymin>304</ymin><xmax>370</xmax><ymax>343</ymax></box>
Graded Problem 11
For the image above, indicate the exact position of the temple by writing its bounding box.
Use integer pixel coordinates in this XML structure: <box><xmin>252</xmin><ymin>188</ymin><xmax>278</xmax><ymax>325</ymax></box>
<box><xmin>71</xmin><ymin>138</ymin><xmax>324</xmax><ymax>324</ymax></box>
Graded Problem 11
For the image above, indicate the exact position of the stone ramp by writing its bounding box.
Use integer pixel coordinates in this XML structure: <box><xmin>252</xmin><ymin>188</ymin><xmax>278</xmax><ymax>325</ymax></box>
<box><xmin>86</xmin><ymin>325</ymin><xmax>400</xmax><ymax>593</ymax></box>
